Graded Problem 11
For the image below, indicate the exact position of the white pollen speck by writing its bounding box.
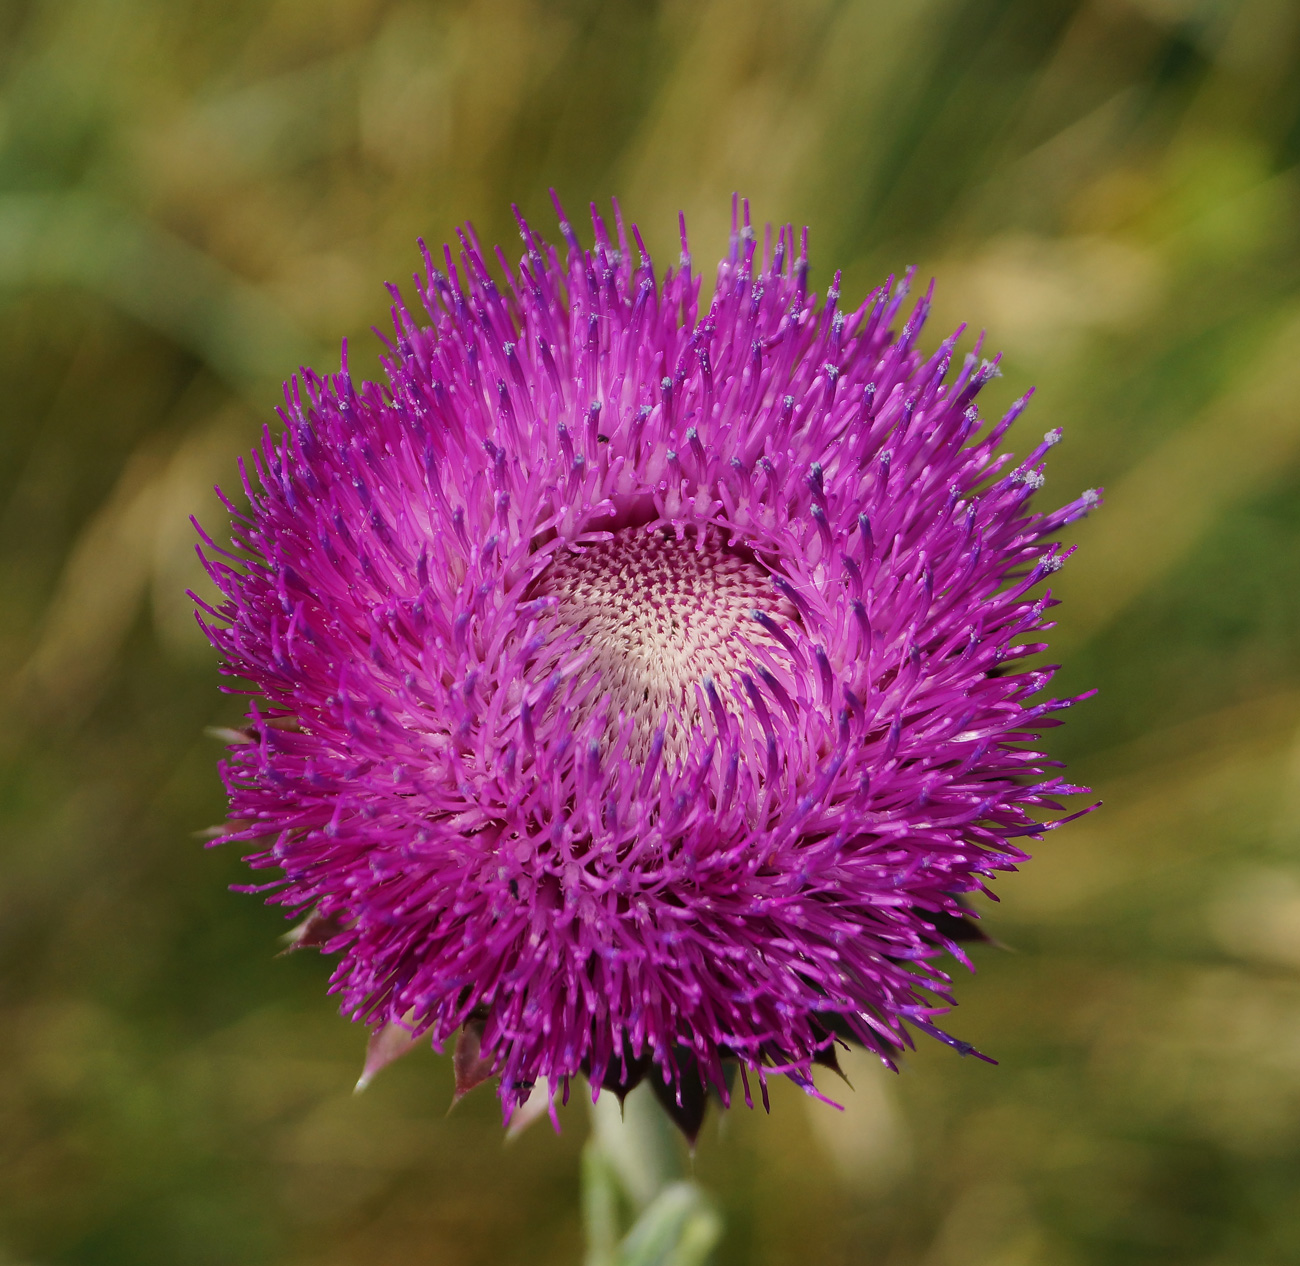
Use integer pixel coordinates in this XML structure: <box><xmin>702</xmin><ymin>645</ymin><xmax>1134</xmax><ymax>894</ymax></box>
<box><xmin>1044</xmin><ymin>428</ymin><xmax>1062</xmax><ymax>446</ymax></box>
<box><xmin>1081</xmin><ymin>488</ymin><xmax>1101</xmax><ymax>507</ymax></box>
<box><xmin>661</xmin><ymin>376</ymin><xmax>673</xmax><ymax>391</ymax></box>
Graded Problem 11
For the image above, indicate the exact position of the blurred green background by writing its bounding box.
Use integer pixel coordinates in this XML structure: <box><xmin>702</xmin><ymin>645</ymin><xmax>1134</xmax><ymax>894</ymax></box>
<box><xmin>2</xmin><ymin>0</ymin><xmax>1300</xmax><ymax>1262</ymax></box>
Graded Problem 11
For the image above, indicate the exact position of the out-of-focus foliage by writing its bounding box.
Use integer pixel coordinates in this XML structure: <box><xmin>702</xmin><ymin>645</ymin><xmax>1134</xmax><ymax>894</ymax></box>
<box><xmin>2</xmin><ymin>0</ymin><xmax>1299</xmax><ymax>1262</ymax></box>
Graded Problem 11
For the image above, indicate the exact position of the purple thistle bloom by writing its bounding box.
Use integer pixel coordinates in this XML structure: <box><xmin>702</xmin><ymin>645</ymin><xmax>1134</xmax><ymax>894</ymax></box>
<box><xmin>195</xmin><ymin>195</ymin><xmax>1097</xmax><ymax>1133</ymax></box>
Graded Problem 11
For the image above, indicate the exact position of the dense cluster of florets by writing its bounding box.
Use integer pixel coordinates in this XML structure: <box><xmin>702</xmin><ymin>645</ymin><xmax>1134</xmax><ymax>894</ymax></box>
<box><xmin>196</xmin><ymin>196</ymin><xmax>1095</xmax><ymax>1133</ymax></box>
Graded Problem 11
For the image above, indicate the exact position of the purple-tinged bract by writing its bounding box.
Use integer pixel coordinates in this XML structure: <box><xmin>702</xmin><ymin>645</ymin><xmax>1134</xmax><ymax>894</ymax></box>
<box><xmin>196</xmin><ymin>197</ymin><xmax>1097</xmax><ymax>1123</ymax></box>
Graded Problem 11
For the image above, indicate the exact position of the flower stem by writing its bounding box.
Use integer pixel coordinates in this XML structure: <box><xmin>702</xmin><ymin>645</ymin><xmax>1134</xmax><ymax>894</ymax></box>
<box><xmin>582</xmin><ymin>1084</ymin><xmax>723</xmax><ymax>1266</ymax></box>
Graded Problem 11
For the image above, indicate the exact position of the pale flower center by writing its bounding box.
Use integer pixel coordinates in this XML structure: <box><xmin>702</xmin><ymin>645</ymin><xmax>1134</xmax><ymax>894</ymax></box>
<box><xmin>536</xmin><ymin>528</ymin><xmax>795</xmax><ymax>760</ymax></box>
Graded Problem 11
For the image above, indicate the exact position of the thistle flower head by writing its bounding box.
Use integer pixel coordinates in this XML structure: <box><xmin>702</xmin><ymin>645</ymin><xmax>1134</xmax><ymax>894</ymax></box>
<box><xmin>196</xmin><ymin>196</ymin><xmax>1096</xmax><ymax>1135</ymax></box>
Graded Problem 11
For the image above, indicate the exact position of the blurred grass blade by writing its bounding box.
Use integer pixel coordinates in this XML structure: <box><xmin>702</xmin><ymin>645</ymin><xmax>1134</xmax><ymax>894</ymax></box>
<box><xmin>0</xmin><ymin>191</ymin><xmax>324</xmax><ymax>398</ymax></box>
<box><xmin>1056</xmin><ymin>304</ymin><xmax>1300</xmax><ymax>652</ymax></box>
<box><xmin>10</xmin><ymin>411</ymin><xmax>251</xmax><ymax>723</ymax></box>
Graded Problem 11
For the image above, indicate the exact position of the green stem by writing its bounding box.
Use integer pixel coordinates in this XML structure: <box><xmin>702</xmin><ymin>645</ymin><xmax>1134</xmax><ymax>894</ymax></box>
<box><xmin>581</xmin><ymin>1084</ymin><xmax>723</xmax><ymax>1266</ymax></box>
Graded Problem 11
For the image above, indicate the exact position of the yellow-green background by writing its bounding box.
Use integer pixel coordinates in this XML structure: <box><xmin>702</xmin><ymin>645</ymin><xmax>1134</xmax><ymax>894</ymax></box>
<box><xmin>3</xmin><ymin>1</ymin><xmax>1300</xmax><ymax>1262</ymax></box>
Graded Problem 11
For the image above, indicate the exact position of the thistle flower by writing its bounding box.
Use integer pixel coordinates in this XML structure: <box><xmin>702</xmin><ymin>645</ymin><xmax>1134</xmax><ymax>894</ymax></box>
<box><xmin>195</xmin><ymin>196</ymin><xmax>1096</xmax><ymax>1138</ymax></box>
